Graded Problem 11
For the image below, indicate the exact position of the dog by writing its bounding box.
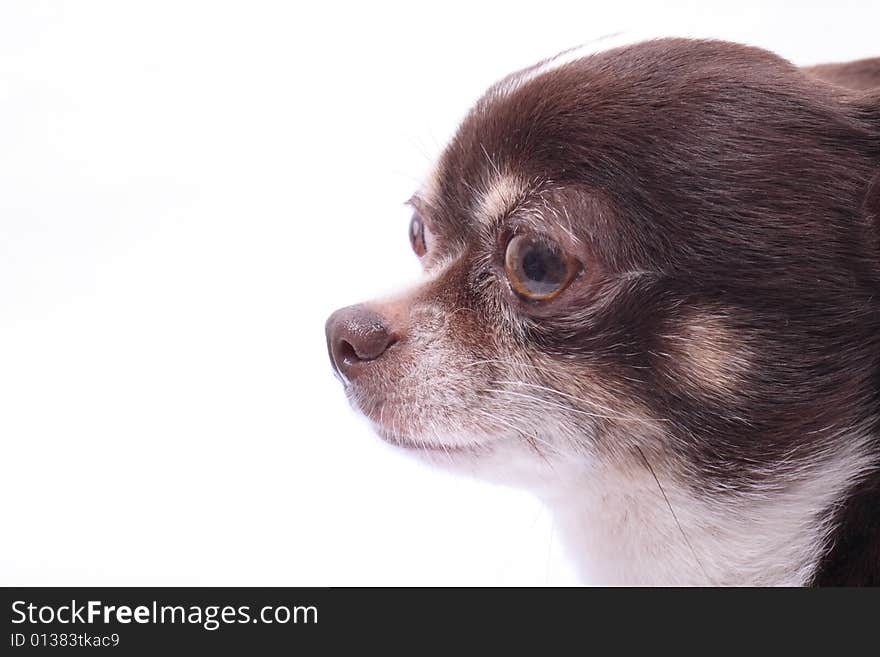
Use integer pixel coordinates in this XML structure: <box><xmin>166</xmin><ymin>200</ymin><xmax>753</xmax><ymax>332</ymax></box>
<box><xmin>326</xmin><ymin>38</ymin><xmax>880</xmax><ymax>586</ymax></box>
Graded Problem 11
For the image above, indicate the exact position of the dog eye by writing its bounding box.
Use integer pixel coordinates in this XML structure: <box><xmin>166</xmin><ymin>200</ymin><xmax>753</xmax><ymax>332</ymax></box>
<box><xmin>505</xmin><ymin>234</ymin><xmax>579</xmax><ymax>301</ymax></box>
<box><xmin>409</xmin><ymin>212</ymin><xmax>432</xmax><ymax>258</ymax></box>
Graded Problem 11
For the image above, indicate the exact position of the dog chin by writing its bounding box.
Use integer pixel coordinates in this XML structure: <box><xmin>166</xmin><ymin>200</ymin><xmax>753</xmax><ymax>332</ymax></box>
<box><xmin>367</xmin><ymin>418</ymin><xmax>563</xmax><ymax>489</ymax></box>
<box><xmin>344</xmin><ymin>387</ymin><xmax>568</xmax><ymax>485</ymax></box>
<box><xmin>373</xmin><ymin>424</ymin><xmax>473</xmax><ymax>454</ymax></box>
<box><xmin>344</xmin><ymin>389</ymin><xmax>487</xmax><ymax>455</ymax></box>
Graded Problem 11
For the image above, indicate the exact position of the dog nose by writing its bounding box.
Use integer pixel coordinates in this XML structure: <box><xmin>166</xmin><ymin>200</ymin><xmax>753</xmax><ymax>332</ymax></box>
<box><xmin>325</xmin><ymin>304</ymin><xmax>397</xmax><ymax>383</ymax></box>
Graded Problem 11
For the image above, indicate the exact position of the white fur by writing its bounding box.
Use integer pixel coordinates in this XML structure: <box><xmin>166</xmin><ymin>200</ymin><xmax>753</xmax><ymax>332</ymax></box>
<box><xmin>537</xmin><ymin>433</ymin><xmax>877</xmax><ymax>586</ymax></box>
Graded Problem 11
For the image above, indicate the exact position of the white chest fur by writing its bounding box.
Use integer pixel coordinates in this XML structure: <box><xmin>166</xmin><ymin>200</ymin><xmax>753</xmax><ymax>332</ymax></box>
<box><xmin>538</xmin><ymin>438</ymin><xmax>875</xmax><ymax>586</ymax></box>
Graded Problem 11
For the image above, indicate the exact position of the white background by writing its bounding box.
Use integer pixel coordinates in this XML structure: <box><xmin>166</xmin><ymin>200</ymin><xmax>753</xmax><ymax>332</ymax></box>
<box><xmin>1</xmin><ymin>1</ymin><xmax>878</xmax><ymax>586</ymax></box>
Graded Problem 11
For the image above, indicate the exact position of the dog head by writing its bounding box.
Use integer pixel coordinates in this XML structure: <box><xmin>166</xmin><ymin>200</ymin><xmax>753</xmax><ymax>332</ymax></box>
<box><xmin>326</xmin><ymin>38</ymin><xmax>880</xmax><ymax>582</ymax></box>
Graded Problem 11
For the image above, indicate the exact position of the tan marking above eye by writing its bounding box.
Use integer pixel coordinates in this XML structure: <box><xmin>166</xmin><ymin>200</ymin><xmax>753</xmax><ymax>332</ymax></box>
<box><xmin>473</xmin><ymin>174</ymin><xmax>526</xmax><ymax>226</ymax></box>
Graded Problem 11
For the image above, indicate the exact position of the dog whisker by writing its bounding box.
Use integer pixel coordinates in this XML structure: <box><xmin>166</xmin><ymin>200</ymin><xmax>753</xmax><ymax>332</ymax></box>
<box><xmin>492</xmin><ymin>380</ymin><xmax>671</xmax><ymax>424</ymax></box>
<box><xmin>482</xmin><ymin>382</ymin><xmax>667</xmax><ymax>425</ymax></box>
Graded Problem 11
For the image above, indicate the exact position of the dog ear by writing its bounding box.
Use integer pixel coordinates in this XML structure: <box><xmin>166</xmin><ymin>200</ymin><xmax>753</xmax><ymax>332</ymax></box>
<box><xmin>804</xmin><ymin>57</ymin><xmax>880</xmax><ymax>91</ymax></box>
<box><xmin>856</xmin><ymin>89</ymin><xmax>880</xmax><ymax>132</ymax></box>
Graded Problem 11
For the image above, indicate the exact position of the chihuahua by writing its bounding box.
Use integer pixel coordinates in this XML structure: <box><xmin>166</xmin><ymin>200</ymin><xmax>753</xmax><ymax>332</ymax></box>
<box><xmin>326</xmin><ymin>38</ymin><xmax>880</xmax><ymax>586</ymax></box>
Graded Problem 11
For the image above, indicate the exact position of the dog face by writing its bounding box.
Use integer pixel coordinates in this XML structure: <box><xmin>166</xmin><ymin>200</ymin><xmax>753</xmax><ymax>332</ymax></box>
<box><xmin>326</xmin><ymin>38</ymin><xmax>880</xmax><ymax>583</ymax></box>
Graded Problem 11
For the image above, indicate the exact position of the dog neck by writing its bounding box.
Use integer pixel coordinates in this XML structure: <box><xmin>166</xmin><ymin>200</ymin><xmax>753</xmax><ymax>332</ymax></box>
<box><xmin>534</xmin><ymin>435</ymin><xmax>878</xmax><ymax>586</ymax></box>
